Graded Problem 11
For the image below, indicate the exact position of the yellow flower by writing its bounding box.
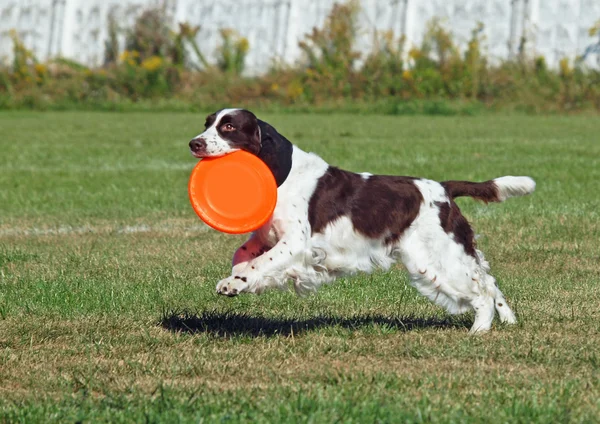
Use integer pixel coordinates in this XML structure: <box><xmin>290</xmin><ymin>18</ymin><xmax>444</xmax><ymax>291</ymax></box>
<box><xmin>408</xmin><ymin>48</ymin><xmax>422</xmax><ymax>60</ymax></box>
<box><xmin>120</xmin><ymin>50</ymin><xmax>140</xmax><ymax>63</ymax></box>
<box><xmin>34</xmin><ymin>63</ymin><xmax>47</xmax><ymax>76</ymax></box>
<box><xmin>286</xmin><ymin>81</ymin><xmax>304</xmax><ymax>101</ymax></box>
<box><xmin>141</xmin><ymin>56</ymin><xmax>163</xmax><ymax>72</ymax></box>
<box><xmin>402</xmin><ymin>70</ymin><xmax>412</xmax><ymax>80</ymax></box>
<box><xmin>382</xmin><ymin>30</ymin><xmax>394</xmax><ymax>45</ymax></box>
<box><xmin>589</xmin><ymin>20</ymin><xmax>600</xmax><ymax>36</ymax></box>
<box><xmin>119</xmin><ymin>50</ymin><xmax>130</xmax><ymax>62</ymax></box>
<box><xmin>270</xmin><ymin>83</ymin><xmax>280</xmax><ymax>91</ymax></box>
<box><xmin>559</xmin><ymin>57</ymin><xmax>572</xmax><ymax>78</ymax></box>
<box><xmin>220</xmin><ymin>28</ymin><xmax>234</xmax><ymax>39</ymax></box>
<box><xmin>237</xmin><ymin>37</ymin><xmax>250</xmax><ymax>54</ymax></box>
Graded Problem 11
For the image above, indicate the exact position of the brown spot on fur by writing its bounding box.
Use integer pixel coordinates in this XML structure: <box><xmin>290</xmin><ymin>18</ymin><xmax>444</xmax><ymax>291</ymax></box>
<box><xmin>436</xmin><ymin>201</ymin><xmax>477</xmax><ymax>257</ymax></box>
<box><xmin>308</xmin><ymin>167</ymin><xmax>423</xmax><ymax>243</ymax></box>
<box><xmin>441</xmin><ymin>180</ymin><xmax>500</xmax><ymax>203</ymax></box>
<box><xmin>498</xmin><ymin>303</ymin><xmax>503</xmax><ymax>307</ymax></box>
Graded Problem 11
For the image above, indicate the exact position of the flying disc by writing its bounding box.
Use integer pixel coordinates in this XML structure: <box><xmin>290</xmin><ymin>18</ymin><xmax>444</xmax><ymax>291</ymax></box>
<box><xmin>188</xmin><ymin>150</ymin><xmax>277</xmax><ymax>234</ymax></box>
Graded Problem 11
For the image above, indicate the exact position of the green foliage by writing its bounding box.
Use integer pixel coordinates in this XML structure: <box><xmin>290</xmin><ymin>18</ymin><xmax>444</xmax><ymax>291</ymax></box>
<box><xmin>216</xmin><ymin>29</ymin><xmax>249</xmax><ymax>75</ymax></box>
<box><xmin>297</xmin><ymin>0</ymin><xmax>360</xmax><ymax>98</ymax></box>
<box><xmin>178</xmin><ymin>23</ymin><xmax>210</xmax><ymax>70</ymax></box>
<box><xmin>360</xmin><ymin>32</ymin><xmax>406</xmax><ymax>98</ymax></box>
<box><xmin>0</xmin><ymin>1</ymin><xmax>599</xmax><ymax>113</ymax></box>
<box><xmin>103</xmin><ymin>11</ymin><xmax>120</xmax><ymax>65</ymax></box>
<box><xmin>125</xmin><ymin>8</ymin><xmax>172</xmax><ymax>63</ymax></box>
<box><xmin>9</xmin><ymin>30</ymin><xmax>36</xmax><ymax>77</ymax></box>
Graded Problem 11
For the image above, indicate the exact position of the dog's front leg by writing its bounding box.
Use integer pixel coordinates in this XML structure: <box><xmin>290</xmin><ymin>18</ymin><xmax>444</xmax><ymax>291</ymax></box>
<box><xmin>216</xmin><ymin>227</ymin><xmax>308</xmax><ymax>296</ymax></box>
<box><xmin>231</xmin><ymin>234</ymin><xmax>271</xmax><ymax>271</ymax></box>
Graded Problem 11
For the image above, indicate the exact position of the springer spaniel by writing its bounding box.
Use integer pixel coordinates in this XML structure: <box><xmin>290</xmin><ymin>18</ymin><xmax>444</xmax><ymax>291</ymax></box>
<box><xmin>189</xmin><ymin>109</ymin><xmax>535</xmax><ymax>333</ymax></box>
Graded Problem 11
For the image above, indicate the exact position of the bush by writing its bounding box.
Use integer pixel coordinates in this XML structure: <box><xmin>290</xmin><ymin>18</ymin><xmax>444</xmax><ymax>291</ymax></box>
<box><xmin>297</xmin><ymin>0</ymin><xmax>361</xmax><ymax>99</ymax></box>
<box><xmin>216</xmin><ymin>29</ymin><xmax>249</xmax><ymax>75</ymax></box>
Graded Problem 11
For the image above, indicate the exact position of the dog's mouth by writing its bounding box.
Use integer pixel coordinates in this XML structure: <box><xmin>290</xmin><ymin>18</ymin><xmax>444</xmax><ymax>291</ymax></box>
<box><xmin>190</xmin><ymin>150</ymin><xmax>208</xmax><ymax>158</ymax></box>
<box><xmin>190</xmin><ymin>150</ymin><xmax>231</xmax><ymax>159</ymax></box>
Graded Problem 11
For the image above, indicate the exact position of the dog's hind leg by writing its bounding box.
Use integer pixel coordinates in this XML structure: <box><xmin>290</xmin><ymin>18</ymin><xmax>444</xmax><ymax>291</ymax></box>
<box><xmin>475</xmin><ymin>250</ymin><xmax>517</xmax><ymax>325</ymax></box>
<box><xmin>399</xmin><ymin>227</ymin><xmax>513</xmax><ymax>334</ymax></box>
<box><xmin>469</xmin><ymin>275</ymin><xmax>516</xmax><ymax>332</ymax></box>
<box><xmin>469</xmin><ymin>293</ymin><xmax>495</xmax><ymax>333</ymax></box>
<box><xmin>399</xmin><ymin>181</ymin><xmax>519</xmax><ymax>333</ymax></box>
<box><xmin>492</xmin><ymin>282</ymin><xmax>517</xmax><ymax>324</ymax></box>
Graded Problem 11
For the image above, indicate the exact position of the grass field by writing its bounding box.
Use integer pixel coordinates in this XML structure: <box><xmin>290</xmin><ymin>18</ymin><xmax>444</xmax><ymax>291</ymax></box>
<box><xmin>0</xmin><ymin>112</ymin><xmax>599</xmax><ymax>423</ymax></box>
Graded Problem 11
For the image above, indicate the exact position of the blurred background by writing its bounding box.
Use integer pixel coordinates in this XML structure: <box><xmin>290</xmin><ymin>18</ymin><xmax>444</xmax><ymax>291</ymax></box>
<box><xmin>1</xmin><ymin>3</ymin><xmax>600</xmax><ymax>421</ymax></box>
<box><xmin>1</xmin><ymin>0</ymin><xmax>599</xmax><ymax>113</ymax></box>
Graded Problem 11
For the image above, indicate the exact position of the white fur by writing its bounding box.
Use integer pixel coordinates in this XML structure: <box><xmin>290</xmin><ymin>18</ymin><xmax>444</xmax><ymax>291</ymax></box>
<box><xmin>215</xmin><ymin>145</ymin><xmax>528</xmax><ymax>333</ymax></box>
<box><xmin>494</xmin><ymin>176</ymin><xmax>536</xmax><ymax>201</ymax></box>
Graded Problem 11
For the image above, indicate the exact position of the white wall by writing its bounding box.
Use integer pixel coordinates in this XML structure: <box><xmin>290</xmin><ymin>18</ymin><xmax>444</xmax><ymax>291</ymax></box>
<box><xmin>1</xmin><ymin>0</ymin><xmax>599</xmax><ymax>72</ymax></box>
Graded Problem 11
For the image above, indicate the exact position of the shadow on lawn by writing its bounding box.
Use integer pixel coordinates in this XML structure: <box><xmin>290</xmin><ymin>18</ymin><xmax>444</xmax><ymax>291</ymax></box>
<box><xmin>159</xmin><ymin>309</ymin><xmax>471</xmax><ymax>337</ymax></box>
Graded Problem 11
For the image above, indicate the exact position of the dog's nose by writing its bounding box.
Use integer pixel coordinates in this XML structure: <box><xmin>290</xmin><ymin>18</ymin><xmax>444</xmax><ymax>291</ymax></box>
<box><xmin>189</xmin><ymin>137</ymin><xmax>206</xmax><ymax>154</ymax></box>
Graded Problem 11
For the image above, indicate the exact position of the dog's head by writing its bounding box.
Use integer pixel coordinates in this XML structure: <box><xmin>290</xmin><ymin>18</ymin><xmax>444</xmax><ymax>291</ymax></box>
<box><xmin>189</xmin><ymin>109</ymin><xmax>261</xmax><ymax>158</ymax></box>
<box><xmin>189</xmin><ymin>108</ymin><xmax>293</xmax><ymax>186</ymax></box>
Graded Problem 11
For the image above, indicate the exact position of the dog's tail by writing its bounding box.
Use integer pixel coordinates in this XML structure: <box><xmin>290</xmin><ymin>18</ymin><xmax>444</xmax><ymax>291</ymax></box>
<box><xmin>441</xmin><ymin>176</ymin><xmax>535</xmax><ymax>203</ymax></box>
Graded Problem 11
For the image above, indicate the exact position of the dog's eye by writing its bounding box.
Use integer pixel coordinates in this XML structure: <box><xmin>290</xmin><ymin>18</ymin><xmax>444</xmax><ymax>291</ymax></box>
<box><xmin>222</xmin><ymin>123</ymin><xmax>235</xmax><ymax>132</ymax></box>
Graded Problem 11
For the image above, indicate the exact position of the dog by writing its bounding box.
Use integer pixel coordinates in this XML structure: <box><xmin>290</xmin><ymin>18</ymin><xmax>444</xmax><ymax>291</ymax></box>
<box><xmin>189</xmin><ymin>109</ymin><xmax>535</xmax><ymax>333</ymax></box>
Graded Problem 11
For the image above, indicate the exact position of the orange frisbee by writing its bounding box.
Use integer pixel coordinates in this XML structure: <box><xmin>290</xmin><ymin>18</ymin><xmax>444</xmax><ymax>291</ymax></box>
<box><xmin>188</xmin><ymin>150</ymin><xmax>277</xmax><ymax>234</ymax></box>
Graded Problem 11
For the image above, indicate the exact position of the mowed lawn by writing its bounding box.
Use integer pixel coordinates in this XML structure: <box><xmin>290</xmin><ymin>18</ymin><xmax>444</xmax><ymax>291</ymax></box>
<box><xmin>0</xmin><ymin>111</ymin><xmax>598</xmax><ymax>423</ymax></box>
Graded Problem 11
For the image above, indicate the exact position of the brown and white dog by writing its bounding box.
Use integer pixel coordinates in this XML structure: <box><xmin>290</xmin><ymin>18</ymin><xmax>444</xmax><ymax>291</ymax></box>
<box><xmin>189</xmin><ymin>109</ymin><xmax>535</xmax><ymax>333</ymax></box>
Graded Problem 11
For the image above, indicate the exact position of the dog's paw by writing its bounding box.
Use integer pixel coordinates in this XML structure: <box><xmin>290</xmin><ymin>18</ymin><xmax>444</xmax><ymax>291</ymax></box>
<box><xmin>216</xmin><ymin>276</ymin><xmax>248</xmax><ymax>297</ymax></box>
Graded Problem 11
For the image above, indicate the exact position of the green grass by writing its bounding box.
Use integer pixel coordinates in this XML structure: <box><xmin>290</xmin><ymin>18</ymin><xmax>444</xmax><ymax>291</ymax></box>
<box><xmin>0</xmin><ymin>111</ymin><xmax>599</xmax><ymax>423</ymax></box>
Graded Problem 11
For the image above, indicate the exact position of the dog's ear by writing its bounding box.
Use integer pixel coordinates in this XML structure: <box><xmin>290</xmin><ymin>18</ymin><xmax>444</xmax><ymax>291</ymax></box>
<box><xmin>257</xmin><ymin>120</ymin><xmax>293</xmax><ymax>187</ymax></box>
<box><xmin>204</xmin><ymin>112</ymin><xmax>218</xmax><ymax>129</ymax></box>
<box><xmin>249</xmin><ymin>121</ymin><xmax>261</xmax><ymax>155</ymax></box>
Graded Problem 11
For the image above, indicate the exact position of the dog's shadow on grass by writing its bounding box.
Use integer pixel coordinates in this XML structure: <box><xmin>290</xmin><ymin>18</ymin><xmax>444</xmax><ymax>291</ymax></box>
<box><xmin>159</xmin><ymin>310</ymin><xmax>471</xmax><ymax>337</ymax></box>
